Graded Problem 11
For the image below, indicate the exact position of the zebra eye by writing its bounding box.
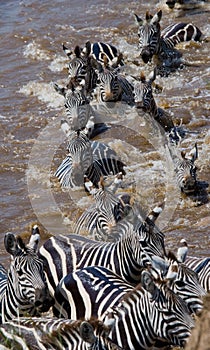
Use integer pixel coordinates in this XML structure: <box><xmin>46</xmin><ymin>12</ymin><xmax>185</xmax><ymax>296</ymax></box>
<box><xmin>175</xmin><ymin>281</ymin><xmax>185</xmax><ymax>288</ymax></box>
<box><xmin>17</xmin><ymin>269</ymin><xmax>24</xmax><ymax>276</ymax></box>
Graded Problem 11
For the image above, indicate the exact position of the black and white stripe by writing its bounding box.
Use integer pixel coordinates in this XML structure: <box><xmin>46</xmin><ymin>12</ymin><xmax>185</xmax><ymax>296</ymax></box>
<box><xmin>0</xmin><ymin>226</ymin><xmax>53</xmax><ymax>323</ymax></box>
<box><xmin>135</xmin><ymin>10</ymin><xmax>202</xmax><ymax>75</ymax></box>
<box><xmin>0</xmin><ymin>317</ymin><xmax>123</xmax><ymax>350</ymax></box>
<box><xmin>185</xmin><ymin>256</ymin><xmax>210</xmax><ymax>293</ymax></box>
<box><xmin>55</xmin><ymin>130</ymin><xmax>126</xmax><ymax>188</ymax></box>
<box><xmin>54</xmin><ymin>267</ymin><xmax>194</xmax><ymax>349</ymax></box>
<box><xmin>173</xmin><ymin>143</ymin><xmax>198</xmax><ymax>194</ymax></box>
<box><xmin>150</xmin><ymin>252</ymin><xmax>206</xmax><ymax>315</ymax></box>
<box><xmin>38</xmin><ymin>204</ymin><xmax>166</xmax><ymax>297</ymax></box>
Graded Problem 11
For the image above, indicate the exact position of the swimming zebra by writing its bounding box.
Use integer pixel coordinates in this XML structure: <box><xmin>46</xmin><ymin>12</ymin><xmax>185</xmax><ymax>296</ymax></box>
<box><xmin>63</xmin><ymin>43</ymin><xmax>97</xmax><ymax>93</ymax></box>
<box><xmin>170</xmin><ymin>142</ymin><xmax>198</xmax><ymax>194</ymax></box>
<box><xmin>75</xmin><ymin>175</ymin><xmax>133</xmax><ymax>241</ymax></box>
<box><xmin>133</xmin><ymin>69</ymin><xmax>184</xmax><ymax>144</ymax></box>
<box><xmin>38</xmin><ymin>205</ymin><xmax>166</xmax><ymax>297</ymax></box>
<box><xmin>134</xmin><ymin>10</ymin><xmax>203</xmax><ymax>76</ymax></box>
<box><xmin>53</xmin><ymin>268</ymin><xmax>194</xmax><ymax>349</ymax></box>
<box><xmin>54</xmin><ymin>129</ymin><xmax>126</xmax><ymax>188</ymax></box>
<box><xmin>0</xmin><ymin>226</ymin><xmax>53</xmax><ymax>324</ymax></box>
<box><xmin>93</xmin><ymin>59</ymin><xmax>134</xmax><ymax>103</ymax></box>
<box><xmin>83</xmin><ymin>41</ymin><xmax>124</xmax><ymax>68</ymax></box>
<box><xmin>54</xmin><ymin>83</ymin><xmax>93</xmax><ymax>132</ymax></box>
<box><xmin>0</xmin><ymin>317</ymin><xmax>124</xmax><ymax>350</ymax></box>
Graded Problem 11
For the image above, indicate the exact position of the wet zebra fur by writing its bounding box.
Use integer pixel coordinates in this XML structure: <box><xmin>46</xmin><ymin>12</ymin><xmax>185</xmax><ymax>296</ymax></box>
<box><xmin>150</xmin><ymin>251</ymin><xmax>206</xmax><ymax>315</ymax></box>
<box><xmin>170</xmin><ymin>143</ymin><xmax>198</xmax><ymax>194</ymax></box>
<box><xmin>75</xmin><ymin>175</ymin><xmax>133</xmax><ymax>241</ymax></box>
<box><xmin>0</xmin><ymin>226</ymin><xmax>53</xmax><ymax>323</ymax></box>
<box><xmin>0</xmin><ymin>317</ymin><xmax>124</xmax><ymax>350</ymax></box>
<box><xmin>185</xmin><ymin>256</ymin><xmax>210</xmax><ymax>293</ymax></box>
<box><xmin>133</xmin><ymin>69</ymin><xmax>184</xmax><ymax>144</ymax></box>
<box><xmin>54</xmin><ymin>130</ymin><xmax>126</xmax><ymax>188</ymax></box>
<box><xmin>53</xmin><ymin>268</ymin><xmax>194</xmax><ymax>349</ymax></box>
<box><xmin>134</xmin><ymin>9</ymin><xmax>202</xmax><ymax>76</ymax></box>
<box><xmin>38</xmin><ymin>205</ymin><xmax>166</xmax><ymax>296</ymax></box>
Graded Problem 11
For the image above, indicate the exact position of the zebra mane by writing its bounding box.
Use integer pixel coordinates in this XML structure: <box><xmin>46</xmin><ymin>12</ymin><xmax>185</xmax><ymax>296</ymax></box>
<box><xmin>167</xmin><ymin>250</ymin><xmax>178</xmax><ymax>262</ymax></box>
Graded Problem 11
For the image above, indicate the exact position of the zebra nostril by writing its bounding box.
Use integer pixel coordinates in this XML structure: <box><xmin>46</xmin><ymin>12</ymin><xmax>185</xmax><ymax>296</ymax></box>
<box><xmin>141</xmin><ymin>51</ymin><xmax>151</xmax><ymax>64</ymax></box>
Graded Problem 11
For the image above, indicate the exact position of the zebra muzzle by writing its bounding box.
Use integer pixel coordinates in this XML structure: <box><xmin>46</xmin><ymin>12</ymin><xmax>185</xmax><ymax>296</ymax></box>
<box><xmin>141</xmin><ymin>48</ymin><xmax>153</xmax><ymax>64</ymax></box>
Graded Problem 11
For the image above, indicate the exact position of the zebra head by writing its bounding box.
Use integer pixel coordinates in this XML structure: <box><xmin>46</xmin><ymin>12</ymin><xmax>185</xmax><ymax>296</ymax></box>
<box><xmin>4</xmin><ymin>225</ymin><xmax>53</xmax><ymax>320</ymax></box>
<box><xmin>141</xmin><ymin>270</ymin><xmax>194</xmax><ymax>348</ymax></box>
<box><xmin>150</xmin><ymin>251</ymin><xmax>206</xmax><ymax>316</ymax></box>
<box><xmin>134</xmin><ymin>10</ymin><xmax>162</xmax><ymax>64</ymax></box>
<box><xmin>175</xmin><ymin>143</ymin><xmax>198</xmax><ymax>194</ymax></box>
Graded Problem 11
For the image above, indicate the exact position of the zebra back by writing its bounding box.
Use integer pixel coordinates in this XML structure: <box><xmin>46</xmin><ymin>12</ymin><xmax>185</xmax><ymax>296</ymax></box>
<box><xmin>161</xmin><ymin>22</ymin><xmax>203</xmax><ymax>47</ymax></box>
<box><xmin>0</xmin><ymin>317</ymin><xmax>124</xmax><ymax>350</ymax></box>
<box><xmin>105</xmin><ymin>270</ymin><xmax>194</xmax><ymax>349</ymax></box>
<box><xmin>0</xmin><ymin>226</ymin><xmax>53</xmax><ymax>323</ymax></box>
<box><xmin>84</xmin><ymin>41</ymin><xmax>124</xmax><ymax>68</ymax></box>
<box><xmin>56</xmin><ymin>267</ymin><xmax>194</xmax><ymax>349</ymax></box>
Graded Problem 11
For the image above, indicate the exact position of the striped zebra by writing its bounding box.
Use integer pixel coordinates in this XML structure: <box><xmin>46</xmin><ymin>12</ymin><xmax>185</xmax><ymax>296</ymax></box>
<box><xmin>0</xmin><ymin>225</ymin><xmax>53</xmax><ymax>323</ymax></box>
<box><xmin>83</xmin><ymin>41</ymin><xmax>124</xmax><ymax>68</ymax></box>
<box><xmin>0</xmin><ymin>317</ymin><xmax>124</xmax><ymax>350</ymax></box>
<box><xmin>54</xmin><ymin>130</ymin><xmax>126</xmax><ymax>188</ymax></box>
<box><xmin>150</xmin><ymin>251</ymin><xmax>206</xmax><ymax>315</ymax></box>
<box><xmin>38</xmin><ymin>205</ymin><xmax>166</xmax><ymax>296</ymax></box>
<box><xmin>177</xmin><ymin>239</ymin><xmax>210</xmax><ymax>292</ymax></box>
<box><xmin>54</xmin><ymin>83</ymin><xmax>93</xmax><ymax>132</ymax></box>
<box><xmin>53</xmin><ymin>268</ymin><xmax>194</xmax><ymax>349</ymax></box>
<box><xmin>133</xmin><ymin>69</ymin><xmax>184</xmax><ymax>144</ymax></box>
<box><xmin>91</xmin><ymin>57</ymin><xmax>134</xmax><ymax>103</ymax></box>
<box><xmin>170</xmin><ymin>143</ymin><xmax>198</xmax><ymax>194</ymax></box>
<box><xmin>75</xmin><ymin>175</ymin><xmax>133</xmax><ymax>241</ymax></box>
<box><xmin>134</xmin><ymin>10</ymin><xmax>203</xmax><ymax>76</ymax></box>
<box><xmin>185</xmin><ymin>256</ymin><xmax>210</xmax><ymax>293</ymax></box>
<box><xmin>53</xmin><ymin>249</ymin><xmax>205</xmax><ymax>320</ymax></box>
<box><xmin>63</xmin><ymin>43</ymin><xmax>97</xmax><ymax>93</ymax></box>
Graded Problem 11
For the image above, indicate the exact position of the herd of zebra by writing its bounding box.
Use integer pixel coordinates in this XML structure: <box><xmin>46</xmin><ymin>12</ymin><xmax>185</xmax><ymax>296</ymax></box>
<box><xmin>0</xmin><ymin>5</ymin><xmax>209</xmax><ymax>350</ymax></box>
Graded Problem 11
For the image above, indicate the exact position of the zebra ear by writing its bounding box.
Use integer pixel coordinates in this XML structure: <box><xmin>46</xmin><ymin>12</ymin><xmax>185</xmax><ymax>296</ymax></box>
<box><xmin>62</xmin><ymin>43</ymin><xmax>73</xmax><ymax>58</ymax></box>
<box><xmin>187</xmin><ymin>143</ymin><xmax>198</xmax><ymax>162</ymax></box>
<box><xmin>151</xmin><ymin>10</ymin><xmax>162</xmax><ymax>25</ymax></box>
<box><xmin>53</xmin><ymin>83</ymin><xmax>66</xmax><ymax>97</ymax></box>
<box><xmin>4</xmin><ymin>233</ymin><xmax>21</xmax><ymax>256</ymax></box>
<box><xmin>27</xmin><ymin>225</ymin><xmax>40</xmax><ymax>252</ymax></box>
<box><xmin>79</xmin><ymin>321</ymin><xmax>96</xmax><ymax>344</ymax></box>
<box><xmin>141</xmin><ymin>270</ymin><xmax>156</xmax><ymax>295</ymax></box>
<box><xmin>134</xmin><ymin>13</ymin><xmax>143</xmax><ymax>26</ymax></box>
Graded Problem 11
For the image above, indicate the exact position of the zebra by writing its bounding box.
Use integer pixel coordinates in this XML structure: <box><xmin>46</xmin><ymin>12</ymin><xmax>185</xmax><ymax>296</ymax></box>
<box><xmin>91</xmin><ymin>56</ymin><xmax>134</xmax><ymax>104</ymax></box>
<box><xmin>0</xmin><ymin>225</ymin><xmax>53</xmax><ymax>324</ymax></box>
<box><xmin>38</xmin><ymin>204</ymin><xmax>166</xmax><ymax>297</ymax></box>
<box><xmin>54</xmin><ymin>83</ymin><xmax>93</xmax><ymax>132</ymax></box>
<box><xmin>82</xmin><ymin>41</ymin><xmax>124</xmax><ymax>68</ymax></box>
<box><xmin>133</xmin><ymin>68</ymin><xmax>184</xmax><ymax>144</ymax></box>
<box><xmin>53</xmin><ymin>268</ymin><xmax>194</xmax><ymax>349</ymax></box>
<box><xmin>74</xmin><ymin>175</ymin><xmax>133</xmax><ymax>241</ymax></box>
<box><xmin>169</xmin><ymin>142</ymin><xmax>198</xmax><ymax>194</ymax></box>
<box><xmin>185</xmin><ymin>256</ymin><xmax>210</xmax><ymax>293</ymax></box>
<box><xmin>0</xmin><ymin>317</ymin><xmax>124</xmax><ymax>350</ymax></box>
<box><xmin>150</xmin><ymin>251</ymin><xmax>206</xmax><ymax>315</ymax></box>
<box><xmin>176</xmin><ymin>239</ymin><xmax>210</xmax><ymax>292</ymax></box>
<box><xmin>54</xmin><ymin>129</ymin><xmax>126</xmax><ymax>188</ymax></box>
<box><xmin>134</xmin><ymin>10</ymin><xmax>203</xmax><ymax>76</ymax></box>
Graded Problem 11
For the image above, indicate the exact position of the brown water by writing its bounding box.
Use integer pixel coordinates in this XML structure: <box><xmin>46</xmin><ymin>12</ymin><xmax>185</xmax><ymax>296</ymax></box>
<box><xmin>0</xmin><ymin>0</ymin><xmax>210</xmax><ymax>268</ymax></box>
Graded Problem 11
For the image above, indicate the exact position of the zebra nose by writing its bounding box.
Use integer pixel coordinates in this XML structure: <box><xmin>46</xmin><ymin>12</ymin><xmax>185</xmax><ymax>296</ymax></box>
<box><xmin>141</xmin><ymin>49</ymin><xmax>152</xmax><ymax>63</ymax></box>
<box><xmin>104</xmin><ymin>92</ymin><xmax>114</xmax><ymax>101</ymax></box>
<box><xmin>166</xmin><ymin>0</ymin><xmax>176</xmax><ymax>9</ymax></box>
